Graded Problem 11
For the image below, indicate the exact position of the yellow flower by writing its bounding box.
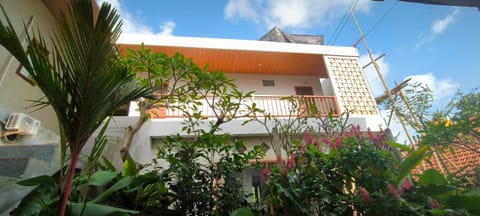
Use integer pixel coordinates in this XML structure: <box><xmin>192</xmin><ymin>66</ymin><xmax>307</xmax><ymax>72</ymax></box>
<box><xmin>444</xmin><ymin>120</ymin><xmax>452</xmax><ymax>127</ymax></box>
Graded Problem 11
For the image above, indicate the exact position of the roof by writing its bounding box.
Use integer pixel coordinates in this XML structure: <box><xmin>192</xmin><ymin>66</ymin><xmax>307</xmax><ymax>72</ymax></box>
<box><xmin>259</xmin><ymin>26</ymin><xmax>324</xmax><ymax>45</ymax></box>
<box><xmin>417</xmin><ymin>145</ymin><xmax>480</xmax><ymax>176</ymax></box>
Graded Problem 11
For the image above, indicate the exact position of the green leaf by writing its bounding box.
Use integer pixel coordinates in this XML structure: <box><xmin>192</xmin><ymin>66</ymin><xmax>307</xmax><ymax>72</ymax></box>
<box><xmin>11</xmin><ymin>176</ymin><xmax>59</xmax><ymax>216</ymax></box>
<box><xmin>231</xmin><ymin>208</ymin><xmax>254</xmax><ymax>216</ymax></box>
<box><xmin>463</xmin><ymin>187</ymin><xmax>480</xmax><ymax>196</ymax></box>
<box><xmin>416</xmin><ymin>169</ymin><xmax>447</xmax><ymax>186</ymax></box>
<box><xmin>418</xmin><ymin>184</ymin><xmax>457</xmax><ymax>197</ymax></box>
<box><xmin>91</xmin><ymin>176</ymin><xmax>133</xmax><ymax>203</ymax></box>
<box><xmin>0</xmin><ymin>177</ymin><xmax>17</xmax><ymax>187</ymax></box>
<box><xmin>100</xmin><ymin>156</ymin><xmax>117</xmax><ymax>171</ymax></box>
<box><xmin>397</xmin><ymin>146</ymin><xmax>428</xmax><ymax>187</ymax></box>
<box><xmin>70</xmin><ymin>202</ymin><xmax>139</xmax><ymax>216</ymax></box>
<box><xmin>11</xmin><ymin>196</ymin><xmax>59</xmax><ymax>216</ymax></box>
<box><xmin>385</xmin><ymin>140</ymin><xmax>411</xmax><ymax>152</ymax></box>
<box><xmin>122</xmin><ymin>155</ymin><xmax>137</xmax><ymax>176</ymax></box>
<box><xmin>17</xmin><ymin>175</ymin><xmax>57</xmax><ymax>189</ymax></box>
<box><xmin>86</xmin><ymin>116</ymin><xmax>112</xmax><ymax>170</ymax></box>
<box><xmin>447</xmin><ymin>195</ymin><xmax>480</xmax><ymax>214</ymax></box>
<box><xmin>89</xmin><ymin>170</ymin><xmax>119</xmax><ymax>186</ymax></box>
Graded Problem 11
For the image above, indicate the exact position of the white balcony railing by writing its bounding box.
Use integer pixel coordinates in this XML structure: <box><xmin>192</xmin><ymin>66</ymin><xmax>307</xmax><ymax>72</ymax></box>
<box><xmin>148</xmin><ymin>95</ymin><xmax>340</xmax><ymax>118</ymax></box>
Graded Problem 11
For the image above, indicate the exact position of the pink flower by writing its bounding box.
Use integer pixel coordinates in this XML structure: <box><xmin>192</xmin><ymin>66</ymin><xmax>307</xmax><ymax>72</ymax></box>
<box><xmin>399</xmin><ymin>180</ymin><xmax>412</xmax><ymax>194</ymax></box>
<box><xmin>367</xmin><ymin>128</ymin><xmax>374</xmax><ymax>140</ymax></box>
<box><xmin>344</xmin><ymin>131</ymin><xmax>351</xmax><ymax>138</ymax></box>
<box><xmin>322</xmin><ymin>139</ymin><xmax>332</xmax><ymax>147</ymax></box>
<box><xmin>286</xmin><ymin>159</ymin><xmax>295</xmax><ymax>170</ymax></box>
<box><xmin>359</xmin><ymin>187</ymin><xmax>374</xmax><ymax>205</ymax></box>
<box><xmin>431</xmin><ymin>198</ymin><xmax>440</xmax><ymax>209</ymax></box>
<box><xmin>387</xmin><ymin>183</ymin><xmax>399</xmax><ymax>199</ymax></box>
<box><xmin>276</xmin><ymin>154</ymin><xmax>282</xmax><ymax>163</ymax></box>
<box><xmin>367</xmin><ymin>127</ymin><xmax>383</xmax><ymax>144</ymax></box>
<box><xmin>351</xmin><ymin>125</ymin><xmax>361</xmax><ymax>139</ymax></box>
<box><xmin>304</xmin><ymin>131</ymin><xmax>313</xmax><ymax>144</ymax></box>
<box><xmin>285</xmin><ymin>153</ymin><xmax>296</xmax><ymax>170</ymax></box>
<box><xmin>261</xmin><ymin>167</ymin><xmax>270</xmax><ymax>180</ymax></box>
<box><xmin>334</xmin><ymin>137</ymin><xmax>342</xmax><ymax>149</ymax></box>
<box><xmin>299</xmin><ymin>147</ymin><xmax>305</xmax><ymax>156</ymax></box>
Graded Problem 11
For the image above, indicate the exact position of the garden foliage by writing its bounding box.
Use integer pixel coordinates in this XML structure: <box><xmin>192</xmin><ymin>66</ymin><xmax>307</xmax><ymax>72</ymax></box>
<box><xmin>1</xmin><ymin>0</ymin><xmax>479</xmax><ymax>215</ymax></box>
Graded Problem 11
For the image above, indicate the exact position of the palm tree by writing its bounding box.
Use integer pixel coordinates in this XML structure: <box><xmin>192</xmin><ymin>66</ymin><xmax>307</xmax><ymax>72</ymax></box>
<box><xmin>0</xmin><ymin>0</ymin><xmax>151</xmax><ymax>215</ymax></box>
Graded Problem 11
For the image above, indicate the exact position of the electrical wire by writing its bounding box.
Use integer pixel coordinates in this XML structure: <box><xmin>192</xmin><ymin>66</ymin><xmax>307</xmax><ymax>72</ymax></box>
<box><xmin>326</xmin><ymin>0</ymin><xmax>359</xmax><ymax>46</ymax></box>
<box><xmin>363</xmin><ymin>0</ymin><xmax>399</xmax><ymax>42</ymax></box>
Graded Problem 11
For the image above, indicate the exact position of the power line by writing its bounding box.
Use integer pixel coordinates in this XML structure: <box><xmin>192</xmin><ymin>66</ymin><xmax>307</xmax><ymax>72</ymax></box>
<box><xmin>354</xmin><ymin>0</ymin><xmax>398</xmax><ymax>48</ymax></box>
<box><xmin>364</xmin><ymin>0</ymin><xmax>399</xmax><ymax>38</ymax></box>
<box><xmin>326</xmin><ymin>0</ymin><xmax>359</xmax><ymax>46</ymax></box>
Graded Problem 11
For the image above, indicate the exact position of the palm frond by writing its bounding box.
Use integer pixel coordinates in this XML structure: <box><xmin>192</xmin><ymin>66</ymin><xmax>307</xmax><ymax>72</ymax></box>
<box><xmin>0</xmin><ymin>0</ymin><xmax>151</xmax><ymax>152</ymax></box>
<box><xmin>0</xmin><ymin>5</ymin><xmax>32</xmax><ymax>72</ymax></box>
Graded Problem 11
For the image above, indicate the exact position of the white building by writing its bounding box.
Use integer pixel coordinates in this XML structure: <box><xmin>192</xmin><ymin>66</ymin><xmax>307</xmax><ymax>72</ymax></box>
<box><xmin>112</xmin><ymin>29</ymin><xmax>386</xmax><ymax>165</ymax></box>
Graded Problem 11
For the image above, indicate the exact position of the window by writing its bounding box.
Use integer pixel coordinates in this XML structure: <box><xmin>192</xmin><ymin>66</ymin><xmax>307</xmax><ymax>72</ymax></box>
<box><xmin>262</xmin><ymin>80</ymin><xmax>275</xmax><ymax>87</ymax></box>
<box><xmin>113</xmin><ymin>103</ymin><xmax>130</xmax><ymax>116</ymax></box>
<box><xmin>295</xmin><ymin>86</ymin><xmax>314</xmax><ymax>95</ymax></box>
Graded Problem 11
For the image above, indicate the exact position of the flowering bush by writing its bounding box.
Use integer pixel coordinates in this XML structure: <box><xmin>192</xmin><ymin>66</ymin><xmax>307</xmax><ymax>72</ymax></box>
<box><xmin>260</xmin><ymin>127</ymin><xmax>472</xmax><ymax>216</ymax></box>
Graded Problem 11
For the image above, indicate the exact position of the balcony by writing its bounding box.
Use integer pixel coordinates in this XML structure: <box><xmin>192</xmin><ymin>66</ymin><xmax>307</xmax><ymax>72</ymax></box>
<box><xmin>147</xmin><ymin>95</ymin><xmax>340</xmax><ymax>119</ymax></box>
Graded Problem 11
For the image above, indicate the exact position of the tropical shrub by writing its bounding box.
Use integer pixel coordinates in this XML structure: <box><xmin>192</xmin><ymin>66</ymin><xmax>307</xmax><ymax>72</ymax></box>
<box><xmin>259</xmin><ymin>127</ymin><xmax>476</xmax><ymax>216</ymax></box>
<box><xmin>153</xmin><ymin>71</ymin><xmax>266</xmax><ymax>215</ymax></box>
<box><xmin>157</xmin><ymin>133</ymin><xmax>264</xmax><ymax>215</ymax></box>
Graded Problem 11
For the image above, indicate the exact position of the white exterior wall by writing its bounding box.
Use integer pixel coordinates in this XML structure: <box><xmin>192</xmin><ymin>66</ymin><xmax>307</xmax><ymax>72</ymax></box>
<box><xmin>320</xmin><ymin>78</ymin><xmax>334</xmax><ymax>96</ymax></box>
<box><xmin>0</xmin><ymin>0</ymin><xmax>59</xmax><ymax>133</ymax></box>
<box><xmin>104</xmin><ymin>115</ymin><xmax>384</xmax><ymax>165</ymax></box>
<box><xmin>226</xmin><ymin>73</ymin><xmax>324</xmax><ymax>95</ymax></box>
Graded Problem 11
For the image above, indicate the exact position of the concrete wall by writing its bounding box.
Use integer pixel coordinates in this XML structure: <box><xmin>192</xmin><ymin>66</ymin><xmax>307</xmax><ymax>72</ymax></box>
<box><xmin>111</xmin><ymin>114</ymin><xmax>385</xmax><ymax>165</ymax></box>
<box><xmin>0</xmin><ymin>0</ymin><xmax>59</xmax><ymax>133</ymax></box>
<box><xmin>226</xmin><ymin>73</ymin><xmax>324</xmax><ymax>96</ymax></box>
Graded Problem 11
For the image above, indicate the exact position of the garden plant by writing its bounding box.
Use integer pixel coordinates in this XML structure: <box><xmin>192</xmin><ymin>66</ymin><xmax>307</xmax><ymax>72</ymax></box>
<box><xmin>0</xmin><ymin>0</ymin><xmax>479</xmax><ymax>215</ymax></box>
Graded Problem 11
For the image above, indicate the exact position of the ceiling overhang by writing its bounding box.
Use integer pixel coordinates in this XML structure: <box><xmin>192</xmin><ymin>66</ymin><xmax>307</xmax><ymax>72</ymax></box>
<box><xmin>118</xmin><ymin>44</ymin><xmax>328</xmax><ymax>76</ymax></box>
<box><xmin>117</xmin><ymin>34</ymin><xmax>359</xmax><ymax>77</ymax></box>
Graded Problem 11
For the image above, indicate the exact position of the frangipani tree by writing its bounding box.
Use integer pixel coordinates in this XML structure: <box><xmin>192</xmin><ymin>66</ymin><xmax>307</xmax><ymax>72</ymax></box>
<box><xmin>0</xmin><ymin>1</ymin><xmax>151</xmax><ymax>215</ymax></box>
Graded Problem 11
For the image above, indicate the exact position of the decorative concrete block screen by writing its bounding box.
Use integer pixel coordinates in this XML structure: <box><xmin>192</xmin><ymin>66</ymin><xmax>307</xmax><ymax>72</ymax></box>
<box><xmin>324</xmin><ymin>56</ymin><xmax>378</xmax><ymax>115</ymax></box>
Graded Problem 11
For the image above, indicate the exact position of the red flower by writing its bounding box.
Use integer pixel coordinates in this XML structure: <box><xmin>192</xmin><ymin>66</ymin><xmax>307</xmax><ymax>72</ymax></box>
<box><xmin>387</xmin><ymin>183</ymin><xmax>399</xmax><ymax>199</ymax></box>
<box><xmin>359</xmin><ymin>187</ymin><xmax>374</xmax><ymax>205</ymax></box>
<box><xmin>344</xmin><ymin>130</ymin><xmax>351</xmax><ymax>138</ymax></box>
<box><xmin>304</xmin><ymin>131</ymin><xmax>313</xmax><ymax>144</ymax></box>
<box><xmin>285</xmin><ymin>153</ymin><xmax>296</xmax><ymax>170</ymax></box>
<box><xmin>351</xmin><ymin>125</ymin><xmax>361</xmax><ymax>139</ymax></box>
<box><xmin>276</xmin><ymin>154</ymin><xmax>282</xmax><ymax>163</ymax></box>
<box><xmin>334</xmin><ymin>137</ymin><xmax>341</xmax><ymax>149</ymax></box>
<box><xmin>431</xmin><ymin>198</ymin><xmax>440</xmax><ymax>209</ymax></box>
<box><xmin>399</xmin><ymin>180</ymin><xmax>412</xmax><ymax>194</ymax></box>
<box><xmin>261</xmin><ymin>167</ymin><xmax>270</xmax><ymax>180</ymax></box>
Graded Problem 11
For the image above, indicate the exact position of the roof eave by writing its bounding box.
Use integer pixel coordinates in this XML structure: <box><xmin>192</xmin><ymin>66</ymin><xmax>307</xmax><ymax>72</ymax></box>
<box><xmin>117</xmin><ymin>33</ymin><xmax>359</xmax><ymax>57</ymax></box>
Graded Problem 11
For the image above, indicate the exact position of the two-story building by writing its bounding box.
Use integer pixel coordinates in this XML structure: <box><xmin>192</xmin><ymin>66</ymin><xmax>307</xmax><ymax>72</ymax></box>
<box><xmin>111</xmin><ymin>27</ymin><xmax>386</xmax><ymax>166</ymax></box>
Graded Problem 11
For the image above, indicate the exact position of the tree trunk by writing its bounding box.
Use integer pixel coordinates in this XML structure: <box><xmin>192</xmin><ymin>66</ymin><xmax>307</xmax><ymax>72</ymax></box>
<box><xmin>59</xmin><ymin>152</ymin><xmax>79</xmax><ymax>216</ymax></box>
<box><xmin>120</xmin><ymin>103</ymin><xmax>149</xmax><ymax>161</ymax></box>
